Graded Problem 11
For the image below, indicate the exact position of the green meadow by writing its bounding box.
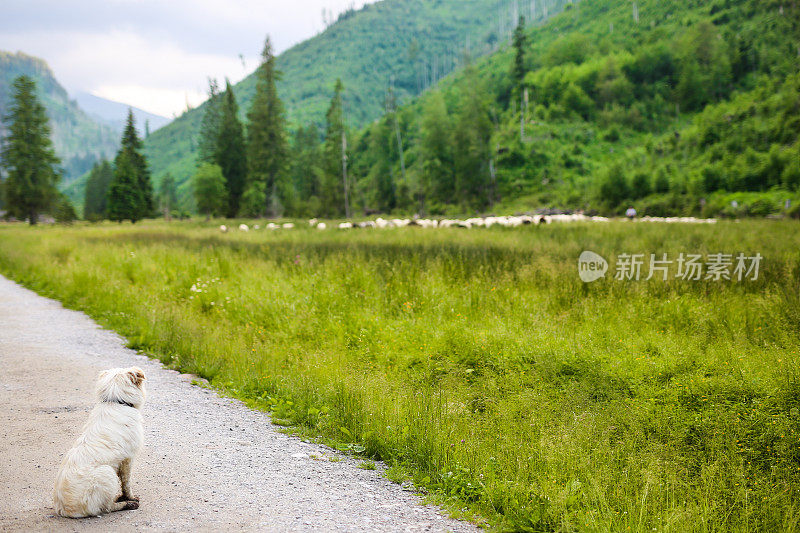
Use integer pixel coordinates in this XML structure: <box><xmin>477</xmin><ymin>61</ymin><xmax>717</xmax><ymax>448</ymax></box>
<box><xmin>1</xmin><ymin>220</ymin><xmax>799</xmax><ymax>531</ymax></box>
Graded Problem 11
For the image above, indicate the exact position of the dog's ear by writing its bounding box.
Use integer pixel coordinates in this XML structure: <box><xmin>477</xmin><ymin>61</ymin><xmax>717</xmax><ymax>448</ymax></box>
<box><xmin>127</xmin><ymin>368</ymin><xmax>146</xmax><ymax>387</ymax></box>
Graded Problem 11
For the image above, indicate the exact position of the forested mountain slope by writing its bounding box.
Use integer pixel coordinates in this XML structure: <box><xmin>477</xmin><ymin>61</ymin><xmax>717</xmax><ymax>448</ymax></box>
<box><xmin>140</xmin><ymin>0</ymin><xmax>571</xmax><ymax>196</ymax></box>
<box><xmin>343</xmin><ymin>0</ymin><xmax>800</xmax><ymax>217</ymax></box>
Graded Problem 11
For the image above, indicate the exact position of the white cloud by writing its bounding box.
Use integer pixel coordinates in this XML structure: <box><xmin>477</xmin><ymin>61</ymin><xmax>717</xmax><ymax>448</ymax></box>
<box><xmin>3</xmin><ymin>29</ymin><xmax>254</xmax><ymax>116</ymax></box>
<box><xmin>0</xmin><ymin>0</ymin><xmax>377</xmax><ymax>116</ymax></box>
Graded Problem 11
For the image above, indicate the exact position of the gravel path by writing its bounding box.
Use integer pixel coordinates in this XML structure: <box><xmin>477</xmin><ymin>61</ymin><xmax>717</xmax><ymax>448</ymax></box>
<box><xmin>0</xmin><ymin>275</ymin><xmax>477</xmax><ymax>532</ymax></box>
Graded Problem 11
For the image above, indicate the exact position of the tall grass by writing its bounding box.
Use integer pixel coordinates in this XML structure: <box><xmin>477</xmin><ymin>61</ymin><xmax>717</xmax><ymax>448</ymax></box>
<box><xmin>1</xmin><ymin>220</ymin><xmax>799</xmax><ymax>531</ymax></box>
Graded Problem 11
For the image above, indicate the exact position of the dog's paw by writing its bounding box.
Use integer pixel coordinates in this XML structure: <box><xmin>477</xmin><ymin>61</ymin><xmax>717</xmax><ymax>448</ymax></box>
<box><xmin>122</xmin><ymin>501</ymin><xmax>139</xmax><ymax>511</ymax></box>
<box><xmin>116</xmin><ymin>495</ymin><xmax>140</xmax><ymax>503</ymax></box>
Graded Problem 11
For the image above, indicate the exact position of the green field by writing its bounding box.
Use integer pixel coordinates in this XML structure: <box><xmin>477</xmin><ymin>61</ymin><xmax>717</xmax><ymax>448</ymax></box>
<box><xmin>1</xmin><ymin>220</ymin><xmax>799</xmax><ymax>531</ymax></box>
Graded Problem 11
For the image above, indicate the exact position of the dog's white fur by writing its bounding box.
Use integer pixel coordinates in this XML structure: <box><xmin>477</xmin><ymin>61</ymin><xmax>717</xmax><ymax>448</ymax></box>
<box><xmin>53</xmin><ymin>367</ymin><xmax>146</xmax><ymax>518</ymax></box>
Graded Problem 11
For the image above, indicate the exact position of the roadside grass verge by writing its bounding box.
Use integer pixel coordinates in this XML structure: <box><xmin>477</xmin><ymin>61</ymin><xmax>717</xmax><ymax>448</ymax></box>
<box><xmin>1</xmin><ymin>220</ymin><xmax>799</xmax><ymax>531</ymax></box>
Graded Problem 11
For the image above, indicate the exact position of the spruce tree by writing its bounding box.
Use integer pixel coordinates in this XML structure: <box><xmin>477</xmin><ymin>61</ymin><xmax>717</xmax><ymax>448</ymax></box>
<box><xmin>54</xmin><ymin>193</ymin><xmax>78</xmax><ymax>224</ymax></box>
<box><xmin>419</xmin><ymin>91</ymin><xmax>454</xmax><ymax>212</ymax></box>
<box><xmin>83</xmin><ymin>159</ymin><xmax>114</xmax><ymax>220</ymax></box>
<box><xmin>197</xmin><ymin>78</ymin><xmax>222</xmax><ymax>165</ymax></box>
<box><xmin>0</xmin><ymin>75</ymin><xmax>61</xmax><ymax>224</ymax></box>
<box><xmin>107</xmin><ymin>151</ymin><xmax>144</xmax><ymax>222</ymax></box>
<box><xmin>216</xmin><ymin>80</ymin><xmax>247</xmax><ymax>217</ymax></box>
<box><xmin>453</xmin><ymin>66</ymin><xmax>493</xmax><ymax>210</ymax></box>
<box><xmin>511</xmin><ymin>16</ymin><xmax>528</xmax><ymax>90</ymax></box>
<box><xmin>365</xmin><ymin>117</ymin><xmax>396</xmax><ymax>213</ymax></box>
<box><xmin>321</xmin><ymin>79</ymin><xmax>346</xmax><ymax>217</ymax></box>
<box><xmin>108</xmin><ymin>109</ymin><xmax>153</xmax><ymax>221</ymax></box>
<box><xmin>290</xmin><ymin>125</ymin><xmax>321</xmax><ymax>202</ymax></box>
<box><xmin>245</xmin><ymin>36</ymin><xmax>288</xmax><ymax>217</ymax></box>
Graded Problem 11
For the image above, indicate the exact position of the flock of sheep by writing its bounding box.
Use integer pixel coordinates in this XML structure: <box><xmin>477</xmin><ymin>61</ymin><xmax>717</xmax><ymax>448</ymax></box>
<box><xmin>219</xmin><ymin>214</ymin><xmax>717</xmax><ymax>233</ymax></box>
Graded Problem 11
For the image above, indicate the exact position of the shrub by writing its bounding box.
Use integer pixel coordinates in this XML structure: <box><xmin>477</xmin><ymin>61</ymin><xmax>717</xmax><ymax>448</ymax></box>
<box><xmin>598</xmin><ymin>164</ymin><xmax>629</xmax><ymax>206</ymax></box>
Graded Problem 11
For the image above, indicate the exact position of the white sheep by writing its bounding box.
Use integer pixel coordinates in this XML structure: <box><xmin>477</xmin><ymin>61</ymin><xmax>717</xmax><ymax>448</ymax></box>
<box><xmin>338</xmin><ymin>222</ymin><xmax>353</xmax><ymax>229</ymax></box>
<box><xmin>219</xmin><ymin>225</ymin><xmax>228</xmax><ymax>233</ymax></box>
<box><xmin>282</xmin><ymin>223</ymin><xmax>295</xmax><ymax>229</ymax></box>
<box><xmin>316</xmin><ymin>222</ymin><xmax>327</xmax><ymax>230</ymax></box>
<box><xmin>239</xmin><ymin>224</ymin><xmax>249</xmax><ymax>232</ymax></box>
<box><xmin>308</xmin><ymin>218</ymin><xmax>318</xmax><ymax>227</ymax></box>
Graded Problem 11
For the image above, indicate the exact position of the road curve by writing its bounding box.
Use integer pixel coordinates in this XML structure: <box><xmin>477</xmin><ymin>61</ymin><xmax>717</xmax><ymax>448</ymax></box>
<box><xmin>0</xmin><ymin>274</ymin><xmax>476</xmax><ymax>532</ymax></box>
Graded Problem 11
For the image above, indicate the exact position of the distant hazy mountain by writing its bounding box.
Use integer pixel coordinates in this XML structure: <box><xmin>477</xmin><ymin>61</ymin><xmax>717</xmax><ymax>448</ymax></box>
<box><xmin>0</xmin><ymin>51</ymin><xmax>119</xmax><ymax>185</ymax></box>
<box><xmin>73</xmin><ymin>91</ymin><xmax>171</xmax><ymax>136</ymax></box>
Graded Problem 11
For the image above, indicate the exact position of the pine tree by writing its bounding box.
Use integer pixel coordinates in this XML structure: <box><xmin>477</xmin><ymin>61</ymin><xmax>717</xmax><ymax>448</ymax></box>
<box><xmin>453</xmin><ymin>66</ymin><xmax>493</xmax><ymax>210</ymax></box>
<box><xmin>368</xmin><ymin>117</ymin><xmax>397</xmax><ymax>213</ymax></box>
<box><xmin>193</xmin><ymin>163</ymin><xmax>228</xmax><ymax>220</ymax></box>
<box><xmin>290</xmin><ymin>125</ymin><xmax>322</xmax><ymax>201</ymax></box>
<box><xmin>511</xmin><ymin>16</ymin><xmax>528</xmax><ymax>90</ymax></box>
<box><xmin>54</xmin><ymin>193</ymin><xmax>78</xmax><ymax>224</ymax></box>
<box><xmin>108</xmin><ymin>109</ymin><xmax>153</xmax><ymax>221</ymax></box>
<box><xmin>0</xmin><ymin>75</ymin><xmax>61</xmax><ymax>224</ymax></box>
<box><xmin>197</xmin><ymin>78</ymin><xmax>222</xmax><ymax>165</ymax></box>
<box><xmin>107</xmin><ymin>151</ymin><xmax>144</xmax><ymax>222</ymax></box>
<box><xmin>83</xmin><ymin>159</ymin><xmax>114</xmax><ymax>220</ymax></box>
<box><xmin>419</xmin><ymin>91</ymin><xmax>454</xmax><ymax>212</ymax></box>
<box><xmin>385</xmin><ymin>86</ymin><xmax>406</xmax><ymax>184</ymax></box>
<box><xmin>321</xmin><ymin>79</ymin><xmax>347</xmax><ymax>217</ymax></box>
<box><xmin>216</xmin><ymin>80</ymin><xmax>247</xmax><ymax>217</ymax></box>
<box><xmin>245</xmin><ymin>36</ymin><xmax>289</xmax><ymax>217</ymax></box>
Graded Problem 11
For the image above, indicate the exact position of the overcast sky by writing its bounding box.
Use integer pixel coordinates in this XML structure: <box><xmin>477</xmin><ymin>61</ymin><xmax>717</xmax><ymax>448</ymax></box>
<box><xmin>0</xmin><ymin>0</ymin><xmax>376</xmax><ymax>117</ymax></box>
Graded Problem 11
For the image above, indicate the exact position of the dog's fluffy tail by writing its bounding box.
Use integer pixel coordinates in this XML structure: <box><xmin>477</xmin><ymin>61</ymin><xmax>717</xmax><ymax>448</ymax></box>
<box><xmin>54</xmin><ymin>464</ymin><xmax>120</xmax><ymax>518</ymax></box>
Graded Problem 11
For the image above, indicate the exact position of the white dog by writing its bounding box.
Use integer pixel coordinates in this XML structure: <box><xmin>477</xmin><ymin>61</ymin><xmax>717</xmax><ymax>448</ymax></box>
<box><xmin>53</xmin><ymin>367</ymin><xmax>146</xmax><ymax>517</ymax></box>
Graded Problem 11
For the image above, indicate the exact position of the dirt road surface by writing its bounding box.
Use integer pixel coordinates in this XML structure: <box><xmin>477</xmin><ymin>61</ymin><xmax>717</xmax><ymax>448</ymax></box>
<box><xmin>0</xmin><ymin>275</ymin><xmax>477</xmax><ymax>532</ymax></box>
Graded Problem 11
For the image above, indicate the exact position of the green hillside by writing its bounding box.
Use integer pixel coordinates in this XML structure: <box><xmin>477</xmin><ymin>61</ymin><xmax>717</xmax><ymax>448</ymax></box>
<box><xmin>344</xmin><ymin>0</ymin><xmax>800</xmax><ymax>217</ymax></box>
<box><xmin>140</xmin><ymin>0</ymin><xmax>572</xmax><ymax>198</ymax></box>
<box><xmin>140</xmin><ymin>0</ymin><xmax>799</xmax><ymax>218</ymax></box>
<box><xmin>0</xmin><ymin>51</ymin><xmax>119</xmax><ymax>185</ymax></box>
